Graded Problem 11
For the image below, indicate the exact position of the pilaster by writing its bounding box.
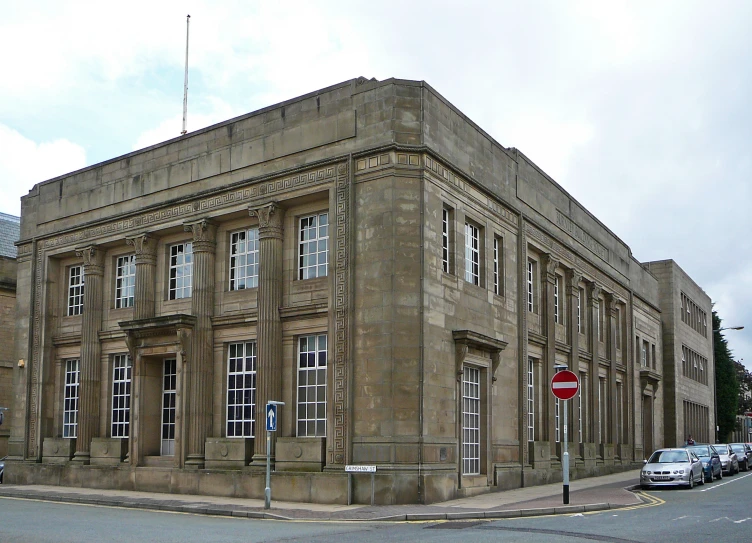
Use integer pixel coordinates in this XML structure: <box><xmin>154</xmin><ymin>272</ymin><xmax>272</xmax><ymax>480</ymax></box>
<box><xmin>540</xmin><ymin>253</ymin><xmax>558</xmax><ymax>448</ymax></box>
<box><xmin>71</xmin><ymin>245</ymin><xmax>105</xmax><ymax>464</ymax></box>
<box><xmin>606</xmin><ymin>293</ymin><xmax>619</xmax><ymax>444</ymax></box>
<box><xmin>125</xmin><ymin>234</ymin><xmax>157</xmax><ymax>320</ymax></box>
<box><xmin>566</xmin><ymin>269</ymin><xmax>582</xmax><ymax>445</ymax></box>
<box><xmin>587</xmin><ymin>281</ymin><xmax>601</xmax><ymax>444</ymax></box>
<box><xmin>184</xmin><ymin>219</ymin><xmax>217</xmax><ymax>468</ymax></box>
<box><xmin>249</xmin><ymin>202</ymin><xmax>285</xmax><ymax>464</ymax></box>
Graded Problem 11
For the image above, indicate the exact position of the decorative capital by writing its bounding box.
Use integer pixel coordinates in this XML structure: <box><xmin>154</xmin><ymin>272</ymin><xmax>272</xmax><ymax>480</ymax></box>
<box><xmin>126</xmin><ymin>233</ymin><xmax>157</xmax><ymax>264</ymax></box>
<box><xmin>606</xmin><ymin>293</ymin><xmax>620</xmax><ymax>315</ymax></box>
<box><xmin>587</xmin><ymin>281</ymin><xmax>601</xmax><ymax>305</ymax></box>
<box><xmin>184</xmin><ymin>219</ymin><xmax>217</xmax><ymax>252</ymax></box>
<box><xmin>249</xmin><ymin>202</ymin><xmax>285</xmax><ymax>240</ymax></box>
<box><xmin>455</xmin><ymin>343</ymin><xmax>469</xmax><ymax>382</ymax></box>
<box><xmin>540</xmin><ymin>253</ymin><xmax>559</xmax><ymax>283</ymax></box>
<box><xmin>565</xmin><ymin>269</ymin><xmax>583</xmax><ymax>296</ymax></box>
<box><xmin>75</xmin><ymin>245</ymin><xmax>104</xmax><ymax>276</ymax></box>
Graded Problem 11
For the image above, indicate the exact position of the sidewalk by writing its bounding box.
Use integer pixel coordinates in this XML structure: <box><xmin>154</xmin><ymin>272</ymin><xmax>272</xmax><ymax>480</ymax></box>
<box><xmin>0</xmin><ymin>469</ymin><xmax>642</xmax><ymax>521</ymax></box>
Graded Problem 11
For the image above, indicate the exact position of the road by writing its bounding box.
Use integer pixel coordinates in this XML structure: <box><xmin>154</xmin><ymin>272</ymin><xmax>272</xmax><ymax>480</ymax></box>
<box><xmin>2</xmin><ymin>473</ymin><xmax>751</xmax><ymax>542</ymax></box>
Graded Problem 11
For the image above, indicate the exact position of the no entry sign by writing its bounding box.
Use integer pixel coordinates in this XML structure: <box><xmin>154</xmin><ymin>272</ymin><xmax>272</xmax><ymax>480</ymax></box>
<box><xmin>551</xmin><ymin>370</ymin><xmax>579</xmax><ymax>400</ymax></box>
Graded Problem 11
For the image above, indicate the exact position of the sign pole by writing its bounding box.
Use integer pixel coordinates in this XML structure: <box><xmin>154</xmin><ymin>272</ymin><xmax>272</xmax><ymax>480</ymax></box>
<box><xmin>265</xmin><ymin>431</ymin><xmax>271</xmax><ymax>509</ymax></box>
<box><xmin>563</xmin><ymin>399</ymin><xmax>569</xmax><ymax>504</ymax></box>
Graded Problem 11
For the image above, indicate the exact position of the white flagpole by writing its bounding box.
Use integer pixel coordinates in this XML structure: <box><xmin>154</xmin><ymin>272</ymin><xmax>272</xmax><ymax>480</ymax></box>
<box><xmin>181</xmin><ymin>14</ymin><xmax>191</xmax><ymax>135</ymax></box>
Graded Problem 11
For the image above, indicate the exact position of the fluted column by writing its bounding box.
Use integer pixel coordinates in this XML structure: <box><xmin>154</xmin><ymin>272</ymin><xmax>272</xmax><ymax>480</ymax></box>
<box><xmin>72</xmin><ymin>245</ymin><xmax>105</xmax><ymax>464</ymax></box>
<box><xmin>184</xmin><ymin>219</ymin><xmax>217</xmax><ymax>468</ymax></box>
<box><xmin>125</xmin><ymin>234</ymin><xmax>157</xmax><ymax>320</ymax></box>
<box><xmin>606</xmin><ymin>293</ymin><xmax>620</xmax><ymax>444</ymax></box>
<box><xmin>249</xmin><ymin>202</ymin><xmax>284</xmax><ymax>463</ymax></box>
<box><xmin>541</xmin><ymin>253</ymin><xmax>558</xmax><ymax>448</ymax></box>
<box><xmin>566</xmin><ymin>269</ymin><xmax>582</xmax><ymax>444</ymax></box>
<box><xmin>587</xmin><ymin>282</ymin><xmax>601</xmax><ymax>444</ymax></box>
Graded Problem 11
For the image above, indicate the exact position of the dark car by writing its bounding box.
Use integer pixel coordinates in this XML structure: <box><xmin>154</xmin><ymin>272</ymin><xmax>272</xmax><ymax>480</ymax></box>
<box><xmin>729</xmin><ymin>443</ymin><xmax>752</xmax><ymax>471</ymax></box>
<box><xmin>686</xmin><ymin>445</ymin><xmax>723</xmax><ymax>482</ymax></box>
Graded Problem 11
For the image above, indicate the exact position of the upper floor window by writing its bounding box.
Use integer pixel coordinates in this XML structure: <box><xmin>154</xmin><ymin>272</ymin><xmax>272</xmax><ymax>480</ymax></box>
<box><xmin>169</xmin><ymin>242</ymin><xmax>193</xmax><ymax>300</ymax></box>
<box><xmin>464</xmin><ymin>222</ymin><xmax>480</xmax><ymax>286</ymax></box>
<box><xmin>493</xmin><ymin>237</ymin><xmax>501</xmax><ymax>295</ymax></box>
<box><xmin>554</xmin><ymin>275</ymin><xmax>561</xmax><ymax>324</ymax></box>
<box><xmin>577</xmin><ymin>288</ymin><xmax>583</xmax><ymax>333</ymax></box>
<box><xmin>527</xmin><ymin>261</ymin><xmax>535</xmax><ymax>313</ymax></box>
<box><xmin>442</xmin><ymin>207</ymin><xmax>451</xmax><ymax>273</ymax></box>
<box><xmin>299</xmin><ymin>213</ymin><xmax>328</xmax><ymax>280</ymax></box>
<box><xmin>63</xmin><ymin>359</ymin><xmax>80</xmax><ymax>438</ymax></box>
<box><xmin>229</xmin><ymin>228</ymin><xmax>259</xmax><ymax>291</ymax></box>
<box><xmin>115</xmin><ymin>255</ymin><xmax>135</xmax><ymax>309</ymax></box>
<box><xmin>67</xmin><ymin>265</ymin><xmax>84</xmax><ymax>316</ymax></box>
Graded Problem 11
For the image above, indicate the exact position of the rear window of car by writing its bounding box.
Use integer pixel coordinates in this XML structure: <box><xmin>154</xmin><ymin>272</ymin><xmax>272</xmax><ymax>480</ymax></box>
<box><xmin>688</xmin><ymin>446</ymin><xmax>711</xmax><ymax>457</ymax></box>
<box><xmin>731</xmin><ymin>444</ymin><xmax>746</xmax><ymax>453</ymax></box>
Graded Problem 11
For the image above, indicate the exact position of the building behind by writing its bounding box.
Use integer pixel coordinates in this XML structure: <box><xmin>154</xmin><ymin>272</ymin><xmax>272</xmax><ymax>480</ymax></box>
<box><xmin>0</xmin><ymin>213</ymin><xmax>20</xmax><ymax>457</ymax></box>
<box><xmin>6</xmin><ymin>78</ymin><xmax>712</xmax><ymax>503</ymax></box>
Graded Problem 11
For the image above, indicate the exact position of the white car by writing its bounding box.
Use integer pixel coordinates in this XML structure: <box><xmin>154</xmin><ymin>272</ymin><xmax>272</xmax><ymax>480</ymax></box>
<box><xmin>641</xmin><ymin>448</ymin><xmax>704</xmax><ymax>489</ymax></box>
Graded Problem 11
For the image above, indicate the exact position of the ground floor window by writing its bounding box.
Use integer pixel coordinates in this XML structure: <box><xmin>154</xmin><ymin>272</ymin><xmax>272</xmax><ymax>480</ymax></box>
<box><xmin>462</xmin><ymin>365</ymin><xmax>481</xmax><ymax>475</ymax></box>
<box><xmin>298</xmin><ymin>334</ymin><xmax>327</xmax><ymax>437</ymax></box>
<box><xmin>227</xmin><ymin>341</ymin><xmax>257</xmax><ymax>438</ymax></box>
<box><xmin>161</xmin><ymin>359</ymin><xmax>177</xmax><ymax>456</ymax></box>
<box><xmin>111</xmin><ymin>354</ymin><xmax>132</xmax><ymax>438</ymax></box>
<box><xmin>527</xmin><ymin>357</ymin><xmax>535</xmax><ymax>442</ymax></box>
<box><xmin>63</xmin><ymin>359</ymin><xmax>80</xmax><ymax>438</ymax></box>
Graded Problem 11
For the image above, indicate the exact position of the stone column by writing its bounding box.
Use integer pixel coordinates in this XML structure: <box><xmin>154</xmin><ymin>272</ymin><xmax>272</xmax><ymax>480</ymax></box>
<box><xmin>541</xmin><ymin>253</ymin><xmax>558</xmax><ymax>448</ymax></box>
<box><xmin>184</xmin><ymin>219</ymin><xmax>217</xmax><ymax>468</ymax></box>
<box><xmin>71</xmin><ymin>245</ymin><xmax>105</xmax><ymax>464</ymax></box>
<box><xmin>566</xmin><ymin>269</ymin><xmax>582</xmax><ymax>445</ymax></box>
<box><xmin>606</xmin><ymin>293</ymin><xmax>620</xmax><ymax>444</ymax></box>
<box><xmin>249</xmin><ymin>202</ymin><xmax>284</xmax><ymax>463</ymax></box>
<box><xmin>587</xmin><ymin>282</ymin><xmax>601</xmax><ymax>444</ymax></box>
<box><xmin>125</xmin><ymin>234</ymin><xmax>157</xmax><ymax>320</ymax></box>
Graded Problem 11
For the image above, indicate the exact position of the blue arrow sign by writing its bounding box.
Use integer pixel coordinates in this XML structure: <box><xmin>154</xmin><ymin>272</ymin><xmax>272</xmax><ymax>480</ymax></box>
<box><xmin>266</xmin><ymin>403</ymin><xmax>277</xmax><ymax>432</ymax></box>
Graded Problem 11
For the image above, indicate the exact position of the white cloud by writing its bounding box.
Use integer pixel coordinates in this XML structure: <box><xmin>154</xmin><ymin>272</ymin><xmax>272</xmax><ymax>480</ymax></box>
<box><xmin>0</xmin><ymin>125</ymin><xmax>87</xmax><ymax>216</ymax></box>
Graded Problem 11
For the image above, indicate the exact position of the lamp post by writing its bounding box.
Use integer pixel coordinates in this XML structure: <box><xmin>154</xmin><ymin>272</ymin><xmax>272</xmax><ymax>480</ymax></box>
<box><xmin>712</xmin><ymin>326</ymin><xmax>744</xmax><ymax>443</ymax></box>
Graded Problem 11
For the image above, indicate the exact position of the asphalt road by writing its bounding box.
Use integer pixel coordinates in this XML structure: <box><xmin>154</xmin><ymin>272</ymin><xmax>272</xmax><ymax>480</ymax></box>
<box><xmin>2</xmin><ymin>472</ymin><xmax>751</xmax><ymax>543</ymax></box>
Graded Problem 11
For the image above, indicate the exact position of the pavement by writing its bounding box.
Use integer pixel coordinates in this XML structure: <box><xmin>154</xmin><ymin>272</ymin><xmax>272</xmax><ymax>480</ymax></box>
<box><xmin>0</xmin><ymin>469</ymin><xmax>643</xmax><ymax>522</ymax></box>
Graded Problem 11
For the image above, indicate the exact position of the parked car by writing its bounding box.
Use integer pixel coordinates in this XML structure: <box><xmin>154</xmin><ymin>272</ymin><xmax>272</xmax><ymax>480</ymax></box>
<box><xmin>730</xmin><ymin>443</ymin><xmax>752</xmax><ymax>471</ymax></box>
<box><xmin>685</xmin><ymin>445</ymin><xmax>723</xmax><ymax>482</ymax></box>
<box><xmin>641</xmin><ymin>448</ymin><xmax>704</xmax><ymax>489</ymax></box>
<box><xmin>713</xmin><ymin>444</ymin><xmax>739</xmax><ymax>475</ymax></box>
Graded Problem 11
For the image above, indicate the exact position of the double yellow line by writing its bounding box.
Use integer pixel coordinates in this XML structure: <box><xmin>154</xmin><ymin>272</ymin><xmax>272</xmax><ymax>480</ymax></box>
<box><xmin>617</xmin><ymin>490</ymin><xmax>665</xmax><ymax>511</ymax></box>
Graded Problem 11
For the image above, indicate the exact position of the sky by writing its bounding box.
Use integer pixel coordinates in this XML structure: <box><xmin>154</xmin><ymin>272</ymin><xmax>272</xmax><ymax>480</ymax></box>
<box><xmin>1</xmin><ymin>0</ymin><xmax>750</xmax><ymax>367</ymax></box>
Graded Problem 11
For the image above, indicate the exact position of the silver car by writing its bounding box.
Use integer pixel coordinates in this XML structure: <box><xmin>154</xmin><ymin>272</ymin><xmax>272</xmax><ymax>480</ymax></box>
<box><xmin>714</xmin><ymin>444</ymin><xmax>740</xmax><ymax>475</ymax></box>
<box><xmin>641</xmin><ymin>448</ymin><xmax>704</xmax><ymax>489</ymax></box>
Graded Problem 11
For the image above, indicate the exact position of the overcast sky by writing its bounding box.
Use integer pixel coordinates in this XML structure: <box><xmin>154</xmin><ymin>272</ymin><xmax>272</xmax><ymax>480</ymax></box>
<box><xmin>1</xmin><ymin>0</ymin><xmax>749</xmax><ymax>366</ymax></box>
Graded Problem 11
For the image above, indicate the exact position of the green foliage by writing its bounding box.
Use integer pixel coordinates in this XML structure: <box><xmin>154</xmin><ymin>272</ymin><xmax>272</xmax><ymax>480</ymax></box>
<box><xmin>714</xmin><ymin>311</ymin><xmax>740</xmax><ymax>441</ymax></box>
<box><xmin>735</xmin><ymin>360</ymin><xmax>752</xmax><ymax>415</ymax></box>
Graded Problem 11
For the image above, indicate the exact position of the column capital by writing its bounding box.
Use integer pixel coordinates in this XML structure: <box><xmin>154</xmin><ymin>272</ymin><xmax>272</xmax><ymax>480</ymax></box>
<box><xmin>606</xmin><ymin>293</ymin><xmax>620</xmax><ymax>315</ymax></box>
<box><xmin>126</xmin><ymin>233</ymin><xmax>157</xmax><ymax>265</ymax></box>
<box><xmin>75</xmin><ymin>245</ymin><xmax>104</xmax><ymax>276</ymax></box>
<box><xmin>184</xmin><ymin>218</ymin><xmax>217</xmax><ymax>253</ymax></box>
<box><xmin>587</xmin><ymin>281</ymin><xmax>601</xmax><ymax>305</ymax></box>
<box><xmin>540</xmin><ymin>253</ymin><xmax>559</xmax><ymax>284</ymax></box>
<box><xmin>565</xmin><ymin>269</ymin><xmax>583</xmax><ymax>295</ymax></box>
<box><xmin>249</xmin><ymin>202</ymin><xmax>285</xmax><ymax>240</ymax></box>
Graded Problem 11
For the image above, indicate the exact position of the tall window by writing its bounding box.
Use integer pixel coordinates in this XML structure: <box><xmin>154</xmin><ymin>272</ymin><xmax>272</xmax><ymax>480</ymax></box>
<box><xmin>63</xmin><ymin>359</ymin><xmax>80</xmax><ymax>438</ymax></box>
<box><xmin>115</xmin><ymin>255</ymin><xmax>135</xmax><ymax>309</ymax></box>
<box><xmin>462</xmin><ymin>365</ymin><xmax>481</xmax><ymax>475</ymax></box>
<box><xmin>527</xmin><ymin>357</ymin><xmax>535</xmax><ymax>442</ymax></box>
<box><xmin>229</xmin><ymin>229</ymin><xmax>259</xmax><ymax>291</ymax></box>
<box><xmin>442</xmin><ymin>207</ymin><xmax>451</xmax><ymax>273</ymax></box>
<box><xmin>642</xmin><ymin>341</ymin><xmax>648</xmax><ymax>367</ymax></box>
<box><xmin>67</xmin><ymin>266</ymin><xmax>84</xmax><ymax>316</ymax></box>
<box><xmin>598</xmin><ymin>377</ymin><xmax>606</xmax><ymax>444</ymax></box>
<box><xmin>596</xmin><ymin>301</ymin><xmax>602</xmax><ymax>342</ymax></box>
<box><xmin>464</xmin><ymin>222</ymin><xmax>480</xmax><ymax>285</ymax></box>
<box><xmin>578</xmin><ymin>373</ymin><xmax>585</xmax><ymax>443</ymax></box>
<box><xmin>554</xmin><ymin>275</ymin><xmax>561</xmax><ymax>324</ymax></box>
<box><xmin>169</xmin><ymin>242</ymin><xmax>193</xmax><ymax>300</ymax></box>
<box><xmin>527</xmin><ymin>261</ymin><xmax>535</xmax><ymax>313</ymax></box>
<box><xmin>161</xmin><ymin>359</ymin><xmax>177</xmax><ymax>455</ymax></box>
<box><xmin>577</xmin><ymin>289</ymin><xmax>582</xmax><ymax>333</ymax></box>
<box><xmin>227</xmin><ymin>342</ymin><xmax>257</xmax><ymax>438</ymax></box>
<box><xmin>298</xmin><ymin>334</ymin><xmax>327</xmax><ymax>437</ymax></box>
<box><xmin>111</xmin><ymin>354</ymin><xmax>132</xmax><ymax>438</ymax></box>
<box><xmin>493</xmin><ymin>237</ymin><xmax>501</xmax><ymax>295</ymax></box>
<box><xmin>299</xmin><ymin>213</ymin><xmax>329</xmax><ymax>280</ymax></box>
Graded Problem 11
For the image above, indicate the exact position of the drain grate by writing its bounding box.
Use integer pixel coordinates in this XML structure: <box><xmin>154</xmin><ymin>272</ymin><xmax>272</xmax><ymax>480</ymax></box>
<box><xmin>426</xmin><ymin>521</ymin><xmax>485</xmax><ymax>530</ymax></box>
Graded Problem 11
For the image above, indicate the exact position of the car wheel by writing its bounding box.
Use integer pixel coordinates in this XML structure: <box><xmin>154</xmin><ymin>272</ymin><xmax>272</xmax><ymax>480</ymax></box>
<box><xmin>698</xmin><ymin>471</ymin><xmax>705</xmax><ymax>485</ymax></box>
<box><xmin>718</xmin><ymin>467</ymin><xmax>723</xmax><ymax>480</ymax></box>
<box><xmin>688</xmin><ymin>474</ymin><xmax>694</xmax><ymax>489</ymax></box>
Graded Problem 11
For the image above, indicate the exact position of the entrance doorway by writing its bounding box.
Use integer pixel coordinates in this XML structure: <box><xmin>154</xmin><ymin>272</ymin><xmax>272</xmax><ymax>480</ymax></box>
<box><xmin>161</xmin><ymin>359</ymin><xmax>177</xmax><ymax>456</ymax></box>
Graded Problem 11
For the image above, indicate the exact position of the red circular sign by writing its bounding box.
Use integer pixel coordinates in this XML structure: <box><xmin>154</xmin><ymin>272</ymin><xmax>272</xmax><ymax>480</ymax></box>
<box><xmin>551</xmin><ymin>370</ymin><xmax>579</xmax><ymax>400</ymax></box>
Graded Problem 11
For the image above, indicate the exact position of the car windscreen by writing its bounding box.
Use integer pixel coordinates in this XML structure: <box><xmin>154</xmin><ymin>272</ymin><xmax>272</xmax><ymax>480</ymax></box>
<box><xmin>714</xmin><ymin>445</ymin><xmax>729</xmax><ymax>455</ymax></box>
<box><xmin>648</xmin><ymin>450</ymin><xmax>689</xmax><ymax>463</ymax></box>
<box><xmin>730</xmin><ymin>444</ymin><xmax>746</xmax><ymax>454</ymax></box>
<box><xmin>688</xmin><ymin>446</ymin><xmax>711</xmax><ymax>457</ymax></box>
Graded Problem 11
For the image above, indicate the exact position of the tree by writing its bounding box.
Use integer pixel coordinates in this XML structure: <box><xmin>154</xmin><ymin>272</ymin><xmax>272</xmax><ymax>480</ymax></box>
<box><xmin>714</xmin><ymin>311</ymin><xmax>740</xmax><ymax>441</ymax></box>
<box><xmin>735</xmin><ymin>360</ymin><xmax>752</xmax><ymax>415</ymax></box>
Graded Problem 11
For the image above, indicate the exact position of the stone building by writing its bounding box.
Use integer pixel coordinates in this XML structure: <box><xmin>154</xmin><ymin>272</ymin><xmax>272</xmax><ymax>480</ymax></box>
<box><xmin>0</xmin><ymin>213</ymin><xmax>20</xmax><ymax>457</ymax></box>
<box><xmin>6</xmin><ymin>77</ymin><xmax>705</xmax><ymax>503</ymax></box>
<box><xmin>643</xmin><ymin>260</ymin><xmax>715</xmax><ymax>446</ymax></box>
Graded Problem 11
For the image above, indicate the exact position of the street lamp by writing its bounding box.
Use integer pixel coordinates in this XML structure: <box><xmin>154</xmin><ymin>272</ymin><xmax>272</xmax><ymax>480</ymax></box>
<box><xmin>712</xmin><ymin>325</ymin><xmax>744</xmax><ymax>442</ymax></box>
